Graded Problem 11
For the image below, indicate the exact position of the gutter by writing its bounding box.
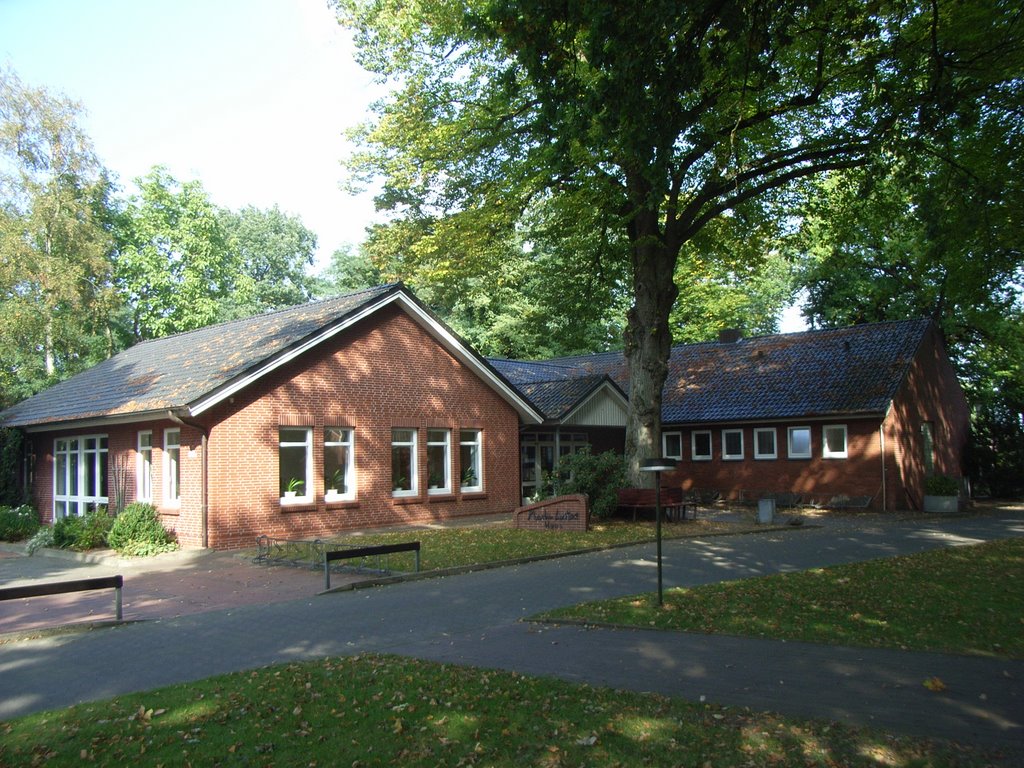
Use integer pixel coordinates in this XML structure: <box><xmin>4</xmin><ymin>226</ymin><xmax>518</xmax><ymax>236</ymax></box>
<box><xmin>168</xmin><ymin>410</ymin><xmax>210</xmax><ymax>549</ymax></box>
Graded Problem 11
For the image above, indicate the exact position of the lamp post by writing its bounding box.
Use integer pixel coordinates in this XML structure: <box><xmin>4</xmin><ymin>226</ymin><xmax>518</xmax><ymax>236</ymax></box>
<box><xmin>640</xmin><ymin>457</ymin><xmax>678</xmax><ymax>605</ymax></box>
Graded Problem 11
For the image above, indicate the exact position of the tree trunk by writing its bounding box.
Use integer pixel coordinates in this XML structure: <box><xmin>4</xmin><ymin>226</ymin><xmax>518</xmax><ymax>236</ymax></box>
<box><xmin>623</xmin><ymin>209</ymin><xmax>679</xmax><ymax>487</ymax></box>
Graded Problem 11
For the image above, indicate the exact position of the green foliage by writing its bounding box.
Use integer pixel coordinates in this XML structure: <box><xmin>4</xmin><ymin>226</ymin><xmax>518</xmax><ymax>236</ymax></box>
<box><xmin>314</xmin><ymin>243</ymin><xmax>382</xmax><ymax>297</ymax></box>
<box><xmin>216</xmin><ymin>205</ymin><xmax>319</xmax><ymax>319</ymax></box>
<box><xmin>924</xmin><ymin>475</ymin><xmax>961</xmax><ymax>497</ymax></box>
<box><xmin>0</xmin><ymin>427</ymin><xmax>26</xmax><ymax>506</ymax></box>
<box><xmin>52</xmin><ymin>509</ymin><xmax>112</xmax><ymax>551</ymax></box>
<box><xmin>543</xmin><ymin>538</ymin><xmax>1024</xmax><ymax>660</ymax></box>
<box><xmin>107</xmin><ymin>502</ymin><xmax>177</xmax><ymax>557</ymax></box>
<box><xmin>554</xmin><ymin>448</ymin><xmax>628</xmax><ymax>520</ymax></box>
<box><xmin>0</xmin><ymin>504</ymin><xmax>39</xmax><ymax>541</ymax></box>
<box><xmin>340</xmin><ymin>0</ymin><xmax>1022</xmax><ymax>480</ymax></box>
<box><xmin>0</xmin><ymin>66</ymin><xmax>119</xmax><ymax>403</ymax></box>
<box><xmin>25</xmin><ymin>524</ymin><xmax>54</xmax><ymax>555</ymax></box>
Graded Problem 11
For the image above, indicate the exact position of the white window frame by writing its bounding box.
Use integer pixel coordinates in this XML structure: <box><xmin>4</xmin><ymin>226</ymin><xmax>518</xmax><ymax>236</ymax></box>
<box><xmin>163</xmin><ymin>428</ymin><xmax>181</xmax><ymax>506</ymax></box>
<box><xmin>754</xmin><ymin>428</ymin><xmax>777</xmax><ymax>460</ymax></box>
<box><xmin>460</xmin><ymin>429</ymin><xmax>483</xmax><ymax>492</ymax></box>
<box><xmin>722</xmin><ymin>429</ymin><xmax>744</xmax><ymax>460</ymax></box>
<box><xmin>391</xmin><ymin>428</ymin><xmax>418</xmax><ymax>497</ymax></box>
<box><xmin>324</xmin><ymin>427</ymin><xmax>355</xmax><ymax>501</ymax></box>
<box><xmin>691</xmin><ymin>430</ymin><xmax>712</xmax><ymax>461</ymax></box>
<box><xmin>662</xmin><ymin>431</ymin><xmax>683</xmax><ymax>461</ymax></box>
<box><xmin>137</xmin><ymin>431</ymin><xmax>153</xmax><ymax>502</ymax></box>
<box><xmin>278</xmin><ymin>427</ymin><xmax>312</xmax><ymax>504</ymax></box>
<box><xmin>822</xmin><ymin>424</ymin><xmax>849</xmax><ymax>459</ymax></box>
<box><xmin>427</xmin><ymin>429</ymin><xmax>452</xmax><ymax>495</ymax></box>
<box><xmin>53</xmin><ymin>435</ymin><xmax>108</xmax><ymax>518</ymax></box>
<box><xmin>787</xmin><ymin>426</ymin><xmax>812</xmax><ymax>459</ymax></box>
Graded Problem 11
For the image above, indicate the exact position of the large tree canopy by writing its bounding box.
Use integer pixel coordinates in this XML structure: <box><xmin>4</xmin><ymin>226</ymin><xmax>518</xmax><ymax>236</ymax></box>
<box><xmin>339</xmin><ymin>0</ymin><xmax>1022</xmax><ymax>480</ymax></box>
<box><xmin>0</xmin><ymin>67</ymin><xmax>117</xmax><ymax>407</ymax></box>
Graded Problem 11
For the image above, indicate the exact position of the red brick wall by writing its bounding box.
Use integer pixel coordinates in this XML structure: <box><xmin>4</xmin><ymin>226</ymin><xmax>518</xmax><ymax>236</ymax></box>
<box><xmin>885</xmin><ymin>325</ymin><xmax>971</xmax><ymax>509</ymax></box>
<box><xmin>197</xmin><ymin>305</ymin><xmax>522</xmax><ymax>549</ymax></box>
<box><xmin>660</xmin><ymin>419</ymin><xmax>886</xmax><ymax>507</ymax></box>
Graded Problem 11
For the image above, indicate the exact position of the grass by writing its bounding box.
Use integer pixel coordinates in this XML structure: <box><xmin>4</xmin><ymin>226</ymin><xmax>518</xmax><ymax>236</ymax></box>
<box><xmin>538</xmin><ymin>538</ymin><xmax>1024</xmax><ymax>659</ymax></box>
<box><xmin>313</xmin><ymin>517</ymin><xmax>772</xmax><ymax>574</ymax></box>
<box><xmin>0</xmin><ymin>654</ymin><xmax>998</xmax><ymax>767</ymax></box>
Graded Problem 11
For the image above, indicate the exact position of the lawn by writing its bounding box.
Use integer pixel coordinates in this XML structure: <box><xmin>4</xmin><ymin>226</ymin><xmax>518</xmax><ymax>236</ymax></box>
<box><xmin>538</xmin><ymin>537</ymin><xmax>1024</xmax><ymax>658</ymax></box>
<box><xmin>314</xmin><ymin>517</ymin><xmax>775</xmax><ymax>574</ymax></box>
<box><xmin>0</xmin><ymin>654</ymin><xmax>998</xmax><ymax>767</ymax></box>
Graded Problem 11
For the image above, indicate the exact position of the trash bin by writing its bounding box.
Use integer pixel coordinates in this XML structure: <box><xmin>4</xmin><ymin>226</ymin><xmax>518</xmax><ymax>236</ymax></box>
<box><xmin>757</xmin><ymin>498</ymin><xmax>775</xmax><ymax>524</ymax></box>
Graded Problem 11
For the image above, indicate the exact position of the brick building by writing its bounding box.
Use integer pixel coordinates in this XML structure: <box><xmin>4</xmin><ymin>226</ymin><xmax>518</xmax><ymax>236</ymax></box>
<box><xmin>1</xmin><ymin>285</ymin><xmax>542</xmax><ymax>548</ymax></box>
<box><xmin>1</xmin><ymin>285</ymin><xmax>970</xmax><ymax>548</ymax></box>
<box><xmin>492</xmin><ymin>319</ymin><xmax>970</xmax><ymax>512</ymax></box>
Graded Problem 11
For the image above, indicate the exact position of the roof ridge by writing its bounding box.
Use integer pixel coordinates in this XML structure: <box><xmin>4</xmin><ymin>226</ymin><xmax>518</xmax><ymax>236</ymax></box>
<box><xmin>133</xmin><ymin>283</ymin><xmax>400</xmax><ymax>347</ymax></box>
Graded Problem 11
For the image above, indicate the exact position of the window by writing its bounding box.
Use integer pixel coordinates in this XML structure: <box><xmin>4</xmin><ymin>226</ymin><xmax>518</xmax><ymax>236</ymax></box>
<box><xmin>921</xmin><ymin>422</ymin><xmax>935</xmax><ymax>473</ymax></box>
<box><xmin>54</xmin><ymin>436</ymin><xmax>108</xmax><ymax>518</ymax></box>
<box><xmin>662</xmin><ymin>432</ymin><xmax>683</xmax><ymax>460</ymax></box>
<box><xmin>691</xmin><ymin>430</ymin><xmax>712</xmax><ymax>461</ymax></box>
<box><xmin>392</xmin><ymin>428</ymin><xmax>417</xmax><ymax>497</ymax></box>
<box><xmin>164</xmin><ymin>429</ymin><xmax>181</xmax><ymax>505</ymax></box>
<box><xmin>722</xmin><ymin>429</ymin><xmax>744</xmax><ymax>460</ymax></box>
<box><xmin>324</xmin><ymin>428</ymin><xmax>355</xmax><ymax>500</ymax></box>
<box><xmin>460</xmin><ymin>429</ymin><xmax>482</xmax><ymax>492</ymax></box>
<box><xmin>822</xmin><ymin>424</ymin><xmax>848</xmax><ymax>459</ymax></box>
<box><xmin>137</xmin><ymin>431</ymin><xmax>153</xmax><ymax>502</ymax></box>
<box><xmin>279</xmin><ymin>427</ymin><xmax>311</xmax><ymax>502</ymax></box>
<box><xmin>788</xmin><ymin>426</ymin><xmax>812</xmax><ymax>459</ymax></box>
<box><xmin>427</xmin><ymin>429</ymin><xmax>451</xmax><ymax>494</ymax></box>
<box><xmin>754</xmin><ymin>428</ymin><xmax>777</xmax><ymax>460</ymax></box>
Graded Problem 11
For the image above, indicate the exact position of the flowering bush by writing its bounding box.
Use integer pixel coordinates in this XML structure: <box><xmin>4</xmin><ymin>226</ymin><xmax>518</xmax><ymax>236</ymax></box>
<box><xmin>0</xmin><ymin>504</ymin><xmax>39</xmax><ymax>541</ymax></box>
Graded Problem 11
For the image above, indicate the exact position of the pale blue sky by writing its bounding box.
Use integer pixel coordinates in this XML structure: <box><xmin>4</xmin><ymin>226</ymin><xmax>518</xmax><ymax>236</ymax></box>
<box><xmin>0</xmin><ymin>0</ymin><xmax>380</xmax><ymax>268</ymax></box>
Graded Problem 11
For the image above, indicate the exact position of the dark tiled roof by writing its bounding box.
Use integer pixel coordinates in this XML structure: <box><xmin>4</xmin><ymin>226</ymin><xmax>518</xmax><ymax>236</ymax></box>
<box><xmin>492</xmin><ymin>318</ymin><xmax>932</xmax><ymax>425</ymax></box>
<box><xmin>1</xmin><ymin>284</ymin><xmax>400</xmax><ymax>428</ymax></box>
<box><xmin>515</xmin><ymin>375</ymin><xmax>612</xmax><ymax>421</ymax></box>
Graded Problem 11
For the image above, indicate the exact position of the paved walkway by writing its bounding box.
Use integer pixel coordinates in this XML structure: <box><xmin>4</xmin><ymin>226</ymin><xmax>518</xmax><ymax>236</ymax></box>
<box><xmin>1</xmin><ymin>509</ymin><xmax>1022</xmax><ymax>763</ymax></box>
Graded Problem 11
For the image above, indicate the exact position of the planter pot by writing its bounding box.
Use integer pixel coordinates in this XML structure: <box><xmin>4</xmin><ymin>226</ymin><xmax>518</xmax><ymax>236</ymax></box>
<box><xmin>284</xmin><ymin>491</ymin><xmax>297</xmax><ymax>499</ymax></box>
<box><xmin>923</xmin><ymin>495</ymin><xmax>959</xmax><ymax>514</ymax></box>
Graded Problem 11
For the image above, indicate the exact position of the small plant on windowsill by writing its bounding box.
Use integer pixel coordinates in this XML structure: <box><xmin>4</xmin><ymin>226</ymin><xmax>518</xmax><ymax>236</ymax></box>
<box><xmin>392</xmin><ymin>475</ymin><xmax>408</xmax><ymax>493</ymax></box>
<box><xmin>284</xmin><ymin>477</ymin><xmax>304</xmax><ymax>498</ymax></box>
<box><xmin>428</xmin><ymin>471</ymin><xmax>444</xmax><ymax>490</ymax></box>
<box><xmin>326</xmin><ymin>469</ymin><xmax>346</xmax><ymax>496</ymax></box>
<box><xmin>460</xmin><ymin>468</ymin><xmax>477</xmax><ymax>489</ymax></box>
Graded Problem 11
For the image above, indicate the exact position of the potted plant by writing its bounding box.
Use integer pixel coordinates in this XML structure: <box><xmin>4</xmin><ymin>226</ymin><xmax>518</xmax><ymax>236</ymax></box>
<box><xmin>284</xmin><ymin>477</ymin><xmax>304</xmax><ymax>499</ymax></box>
<box><xmin>326</xmin><ymin>468</ymin><xmax>345</xmax><ymax>497</ymax></box>
<box><xmin>923</xmin><ymin>474</ymin><xmax>960</xmax><ymax>514</ymax></box>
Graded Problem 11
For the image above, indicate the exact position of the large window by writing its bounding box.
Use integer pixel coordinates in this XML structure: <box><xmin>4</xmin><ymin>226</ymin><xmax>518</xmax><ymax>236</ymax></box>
<box><xmin>722</xmin><ymin>429</ymin><xmax>744</xmax><ymax>460</ymax></box>
<box><xmin>54</xmin><ymin>436</ymin><xmax>108</xmax><ymax>518</ymax></box>
<box><xmin>279</xmin><ymin>427</ymin><xmax>311</xmax><ymax>503</ymax></box>
<box><xmin>460</xmin><ymin>429</ymin><xmax>482</xmax><ymax>492</ymax></box>
<box><xmin>662</xmin><ymin>432</ymin><xmax>683</xmax><ymax>460</ymax></box>
<box><xmin>324</xmin><ymin>427</ymin><xmax>355</xmax><ymax>500</ymax></box>
<box><xmin>822</xmin><ymin>424</ymin><xmax>848</xmax><ymax>459</ymax></box>
<box><xmin>163</xmin><ymin>429</ymin><xmax>181</xmax><ymax>505</ymax></box>
<box><xmin>754</xmin><ymin>428</ymin><xmax>777</xmax><ymax>460</ymax></box>
<box><xmin>921</xmin><ymin>422</ymin><xmax>935</xmax><ymax>473</ymax></box>
<box><xmin>427</xmin><ymin>429</ymin><xmax>451</xmax><ymax>495</ymax></box>
<box><xmin>392</xmin><ymin>428</ymin><xmax>418</xmax><ymax>497</ymax></box>
<box><xmin>787</xmin><ymin>426</ymin><xmax>812</xmax><ymax>459</ymax></box>
<box><xmin>691</xmin><ymin>430</ymin><xmax>712</xmax><ymax>461</ymax></box>
<box><xmin>137</xmin><ymin>431</ymin><xmax>153</xmax><ymax>502</ymax></box>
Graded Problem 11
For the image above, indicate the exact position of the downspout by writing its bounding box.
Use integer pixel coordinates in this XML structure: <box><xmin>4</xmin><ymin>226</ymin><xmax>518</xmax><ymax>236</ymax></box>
<box><xmin>879</xmin><ymin>423</ymin><xmax>887</xmax><ymax>513</ymax></box>
<box><xmin>169</xmin><ymin>410</ymin><xmax>210</xmax><ymax>549</ymax></box>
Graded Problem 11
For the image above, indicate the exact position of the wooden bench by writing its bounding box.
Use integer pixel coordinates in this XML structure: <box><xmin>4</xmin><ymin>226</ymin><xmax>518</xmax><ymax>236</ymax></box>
<box><xmin>617</xmin><ymin>488</ymin><xmax>697</xmax><ymax>522</ymax></box>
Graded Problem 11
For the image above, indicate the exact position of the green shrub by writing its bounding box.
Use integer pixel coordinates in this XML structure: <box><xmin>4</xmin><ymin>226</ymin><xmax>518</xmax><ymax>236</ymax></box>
<box><xmin>554</xmin><ymin>448</ymin><xmax>629</xmax><ymax>519</ymax></box>
<box><xmin>0</xmin><ymin>504</ymin><xmax>40</xmax><ymax>541</ymax></box>
<box><xmin>52</xmin><ymin>508</ymin><xmax>113</xmax><ymax>551</ymax></box>
<box><xmin>108</xmin><ymin>502</ymin><xmax>177</xmax><ymax>557</ymax></box>
<box><xmin>925</xmin><ymin>474</ymin><xmax>961</xmax><ymax>496</ymax></box>
<box><xmin>26</xmin><ymin>525</ymin><xmax>54</xmax><ymax>555</ymax></box>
